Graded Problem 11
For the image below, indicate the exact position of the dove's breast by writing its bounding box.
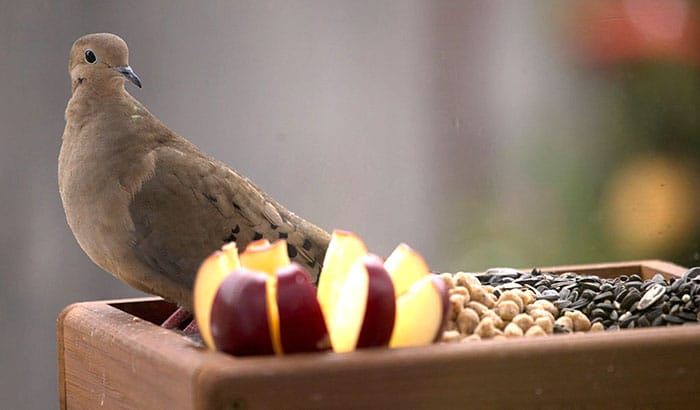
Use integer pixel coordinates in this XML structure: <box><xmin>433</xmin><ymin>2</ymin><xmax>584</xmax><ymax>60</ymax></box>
<box><xmin>58</xmin><ymin>94</ymin><xmax>174</xmax><ymax>298</ymax></box>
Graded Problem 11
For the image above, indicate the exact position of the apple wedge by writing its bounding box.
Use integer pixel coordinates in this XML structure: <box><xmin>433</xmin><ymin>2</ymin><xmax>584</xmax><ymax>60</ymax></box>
<box><xmin>193</xmin><ymin>242</ymin><xmax>240</xmax><ymax>350</ymax></box>
<box><xmin>384</xmin><ymin>243</ymin><xmax>430</xmax><ymax>297</ymax></box>
<box><xmin>323</xmin><ymin>254</ymin><xmax>396</xmax><ymax>352</ymax></box>
<box><xmin>238</xmin><ymin>239</ymin><xmax>292</xmax><ymax>354</ymax></box>
<box><xmin>210</xmin><ymin>268</ymin><xmax>274</xmax><ymax>356</ymax></box>
<box><xmin>389</xmin><ymin>275</ymin><xmax>449</xmax><ymax>348</ymax></box>
<box><xmin>317</xmin><ymin>230</ymin><xmax>368</xmax><ymax>323</ymax></box>
<box><xmin>356</xmin><ymin>255</ymin><xmax>396</xmax><ymax>349</ymax></box>
<box><xmin>276</xmin><ymin>263</ymin><xmax>331</xmax><ymax>353</ymax></box>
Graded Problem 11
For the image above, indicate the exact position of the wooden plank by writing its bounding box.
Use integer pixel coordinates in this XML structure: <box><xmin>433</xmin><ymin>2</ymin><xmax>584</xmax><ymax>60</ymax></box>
<box><xmin>196</xmin><ymin>325</ymin><xmax>700</xmax><ymax>409</ymax></box>
<box><xmin>638</xmin><ymin>259</ymin><xmax>688</xmax><ymax>279</ymax></box>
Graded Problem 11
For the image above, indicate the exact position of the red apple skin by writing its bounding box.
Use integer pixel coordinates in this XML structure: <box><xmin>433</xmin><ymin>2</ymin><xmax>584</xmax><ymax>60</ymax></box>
<box><xmin>210</xmin><ymin>268</ymin><xmax>274</xmax><ymax>356</ymax></box>
<box><xmin>276</xmin><ymin>263</ymin><xmax>331</xmax><ymax>354</ymax></box>
<box><xmin>431</xmin><ymin>275</ymin><xmax>450</xmax><ymax>343</ymax></box>
<box><xmin>356</xmin><ymin>254</ymin><xmax>396</xmax><ymax>349</ymax></box>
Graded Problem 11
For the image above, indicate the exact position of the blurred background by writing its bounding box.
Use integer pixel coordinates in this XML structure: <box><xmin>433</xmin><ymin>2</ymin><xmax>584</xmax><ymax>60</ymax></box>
<box><xmin>2</xmin><ymin>0</ymin><xmax>699</xmax><ymax>407</ymax></box>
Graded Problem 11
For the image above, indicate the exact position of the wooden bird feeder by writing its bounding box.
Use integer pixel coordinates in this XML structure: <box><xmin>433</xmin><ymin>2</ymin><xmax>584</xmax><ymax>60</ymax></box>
<box><xmin>57</xmin><ymin>260</ymin><xmax>700</xmax><ymax>409</ymax></box>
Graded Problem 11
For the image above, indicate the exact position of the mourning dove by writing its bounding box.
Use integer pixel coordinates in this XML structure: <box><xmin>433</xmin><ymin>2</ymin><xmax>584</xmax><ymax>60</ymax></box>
<box><xmin>59</xmin><ymin>33</ymin><xmax>330</xmax><ymax>312</ymax></box>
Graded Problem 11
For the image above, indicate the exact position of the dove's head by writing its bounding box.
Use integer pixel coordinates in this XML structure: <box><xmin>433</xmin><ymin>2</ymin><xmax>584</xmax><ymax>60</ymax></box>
<box><xmin>68</xmin><ymin>33</ymin><xmax>142</xmax><ymax>94</ymax></box>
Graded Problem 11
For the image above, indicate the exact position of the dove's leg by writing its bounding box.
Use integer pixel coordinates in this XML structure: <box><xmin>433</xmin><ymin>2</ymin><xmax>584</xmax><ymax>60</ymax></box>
<box><xmin>161</xmin><ymin>307</ymin><xmax>192</xmax><ymax>330</ymax></box>
<box><xmin>182</xmin><ymin>320</ymin><xmax>199</xmax><ymax>335</ymax></box>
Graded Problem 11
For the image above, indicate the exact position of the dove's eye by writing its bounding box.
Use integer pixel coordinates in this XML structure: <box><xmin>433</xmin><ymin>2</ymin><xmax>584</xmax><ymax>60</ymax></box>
<box><xmin>84</xmin><ymin>49</ymin><xmax>97</xmax><ymax>64</ymax></box>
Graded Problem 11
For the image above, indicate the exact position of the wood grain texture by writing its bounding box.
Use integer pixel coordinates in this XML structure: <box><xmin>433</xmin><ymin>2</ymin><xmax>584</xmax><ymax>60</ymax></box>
<box><xmin>534</xmin><ymin>259</ymin><xmax>687</xmax><ymax>279</ymax></box>
<box><xmin>58</xmin><ymin>261</ymin><xmax>700</xmax><ymax>409</ymax></box>
<box><xmin>58</xmin><ymin>298</ymin><xmax>213</xmax><ymax>409</ymax></box>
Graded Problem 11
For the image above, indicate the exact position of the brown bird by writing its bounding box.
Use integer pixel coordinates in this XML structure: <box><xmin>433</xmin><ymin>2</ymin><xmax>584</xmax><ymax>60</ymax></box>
<box><xmin>59</xmin><ymin>33</ymin><xmax>330</xmax><ymax>312</ymax></box>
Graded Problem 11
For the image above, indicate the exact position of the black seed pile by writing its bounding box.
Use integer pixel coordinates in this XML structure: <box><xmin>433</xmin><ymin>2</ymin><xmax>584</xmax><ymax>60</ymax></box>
<box><xmin>473</xmin><ymin>267</ymin><xmax>700</xmax><ymax>332</ymax></box>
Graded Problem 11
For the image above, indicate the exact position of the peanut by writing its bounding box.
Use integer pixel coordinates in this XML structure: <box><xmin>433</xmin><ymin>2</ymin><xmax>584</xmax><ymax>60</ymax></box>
<box><xmin>497</xmin><ymin>290</ymin><xmax>525</xmax><ymax>312</ymax></box>
<box><xmin>449</xmin><ymin>294</ymin><xmax>466</xmax><ymax>320</ymax></box>
<box><xmin>590</xmin><ymin>322</ymin><xmax>605</xmax><ymax>332</ymax></box>
<box><xmin>555</xmin><ymin>315</ymin><xmax>574</xmax><ymax>332</ymax></box>
<box><xmin>469</xmin><ymin>285</ymin><xmax>494</xmax><ymax>308</ymax></box>
<box><xmin>457</xmin><ymin>308</ymin><xmax>480</xmax><ymax>335</ymax></box>
<box><xmin>525</xmin><ymin>325</ymin><xmax>546</xmax><ymax>337</ymax></box>
<box><xmin>466</xmin><ymin>301</ymin><xmax>489</xmax><ymax>318</ymax></box>
<box><xmin>496</xmin><ymin>300</ymin><xmax>520</xmax><ymax>322</ymax></box>
<box><xmin>454</xmin><ymin>272</ymin><xmax>481</xmax><ymax>289</ymax></box>
<box><xmin>504</xmin><ymin>322</ymin><xmax>524</xmax><ymax>337</ymax></box>
<box><xmin>565</xmin><ymin>310</ymin><xmax>591</xmax><ymax>332</ymax></box>
<box><xmin>530</xmin><ymin>300</ymin><xmax>558</xmax><ymax>317</ymax></box>
<box><xmin>474</xmin><ymin>317</ymin><xmax>498</xmax><ymax>339</ymax></box>
<box><xmin>534</xmin><ymin>316</ymin><xmax>554</xmax><ymax>334</ymax></box>
<box><xmin>441</xmin><ymin>330</ymin><xmax>463</xmax><ymax>343</ymax></box>
<box><xmin>511</xmin><ymin>313</ymin><xmax>535</xmax><ymax>332</ymax></box>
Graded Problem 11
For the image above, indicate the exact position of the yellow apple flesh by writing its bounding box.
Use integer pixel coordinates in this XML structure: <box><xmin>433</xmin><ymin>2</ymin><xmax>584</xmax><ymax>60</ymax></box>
<box><xmin>389</xmin><ymin>275</ymin><xmax>449</xmax><ymax>348</ymax></box>
<box><xmin>317</xmin><ymin>230</ymin><xmax>368</xmax><ymax>328</ymax></box>
<box><xmin>384</xmin><ymin>243</ymin><xmax>430</xmax><ymax>297</ymax></box>
<box><xmin>193</xmin><ymin>243</ymin><xmax>240</xmax><ymax>350</ymax></box>
<box><xmin>239</xmin><ymin>239</ymin><xmax>291</xmax><ymax>276</ymax></box>
<box><xmin>324</xmin><ymin>254</ymin><xmax>396</xmax><ymax>352</ymax></box>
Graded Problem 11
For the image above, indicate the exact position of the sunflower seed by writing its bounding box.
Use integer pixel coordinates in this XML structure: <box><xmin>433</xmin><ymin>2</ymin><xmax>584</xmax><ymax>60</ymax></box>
<box><xmin>590</xmin><ymin>308</ymin><xmax>607</xmax><ymax>319</ymax></box>
<box><xmin>682</xmin><ymin>267</ymin><xmax>700</xmax><ymax>281</ymax></box>
<box><xmin>593</xmin><ymin>291</ymin><xmax>614</xmax><ymax>302</ymax></box>
<box><xmin>676</xmin><ymin>311</ymin><xmax>697</xmax><ymax>322</ymax></box>
<box><xmin>651</xmin><ymin>315</ymin><xmax>665</xmax><ymax>326</ymax></box>
<box><xmin>663</xmin><ymin>314</ymin><xmax>684</xmax><ymax>325</ymax></box>
<box><xmin>637</xmin><ymin>315</ymin><xmax>651</xmax><ymax>327</ymax></box>
<box><xmin>621</xmin><ymin>291</ymin><xmax>641</xmax><ymax>310</ymax></box>
<box><xmin>596</xmin><ymin>302</ymin><xmax>615</xmax><ymax>312</ymax></box>
<box><xmin>626</xmin><ymin>281</ymin><xmax>643</xmax><ymax>290</ymax></box>
<box><xmin>581</xmin><ymin>289</ymin><xmax>597</xmax><ymax>300</ymax></box>
<box><xmin>637</xmin><ymin>284</ymin><xmax>666</xmax><ymax>310</ymax></box>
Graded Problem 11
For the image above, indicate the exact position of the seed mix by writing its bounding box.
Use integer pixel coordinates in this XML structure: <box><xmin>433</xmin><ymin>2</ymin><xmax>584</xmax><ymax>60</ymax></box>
<box><xmin>440</xmin><ymin>267</ymin><xmax>700</xmax><ymax>342</ymax></box>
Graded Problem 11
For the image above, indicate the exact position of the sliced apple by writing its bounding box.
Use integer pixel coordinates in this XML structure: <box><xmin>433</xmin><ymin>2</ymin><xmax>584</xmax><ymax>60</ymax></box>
<box><xmin>276</xmin><ymin>263</ymin><xmax>331</xmax><ymax>354</ymax></box>
<box><xmin>210</xmin><ymin>268</ymin><xmax>274</xmax><ymax>356</ymax></box>
<box><xmin>193</xmin><ymin>242</ymin><xmax>240</xmax><ymax>350</ymax></box>
<box><xmin>324</xmin><ymin>254</ymin><xmax>396</xmax><ymax>352</ymax></box>
<box><xmin>239</xmin><ymin>239</ymin><xmax>290</xmax><ymax>276</ymax></box>
<box><xmin>356</xmin><ymin>254</ymin><xmax>396</xmax><ymax>349</ymax></box>
<box><xmin>384</xmin><ymin>243</ymin><xmax>430</xmax><ymax>297</ymax></box>
<box><xmin>389</xmin><ymin>275</ymin><xmax>449</xmax><ymax>348</ymax></box>
<box><xmin>236</xmin><ymin>239</ymin><xmax>289</xmax><ymax>354</ymax></box>
<box><xmin>317</xmin><ymin>230</ymin><xmax>368</xmax><ymax>325</ymax></box>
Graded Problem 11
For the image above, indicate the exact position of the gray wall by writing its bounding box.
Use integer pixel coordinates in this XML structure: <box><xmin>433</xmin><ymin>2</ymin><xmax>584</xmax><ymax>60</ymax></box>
<box><xmin>0</xmin><ymin>2</ymin><xmax>573</xmax><ymax>408</ymax></box>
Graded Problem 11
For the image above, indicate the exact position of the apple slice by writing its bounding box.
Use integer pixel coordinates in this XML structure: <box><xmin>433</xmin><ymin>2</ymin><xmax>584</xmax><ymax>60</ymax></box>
<box><xmin>193</xmin><ymin>242</ymin><xmax>241</xmax><ymax>350</ymax></box>
<box><xmin>276</xmin><ymin>263</ymin><xmax>331</xmax><ymax>354</ymax></box>
<box><xmin>356</xmin><ymin>255</ymin><xmax>396</xmax><ymax>349</ymax></box>
<box><xmin>239</xmin><ymin>239</ymin><xmax>290</xmax><ymax>276</ymax></box>
<box><xmin>210</xmin><ymin>268</ymin><xmax>274</xmax><ymax>356</ymax></box>
<box><xmin>389</xmin><ymin>275</ymin><xmax>449</xmax><ymax>348</ymax></box>
<box><xmin>317</xmin><ymin>230</ymin><xmax>368</xmax><ymax>325</ymax></box>
<box><xmin>220</xmin><ymin>241</ymin><xmax>240</xmax><ymax>263</ymax></box>
<box><xmin>238</xmin><ymin>239</ymin><xmax>290</xmax><ymax>354</ymax></box>
<box><xmin>324</xmin><ymin>254</ymin><xmax>396</xmax><ymax>352</ymax></box>
<box><xmin>384</xmin><ymin>243</ymin><xmax>430</xmax><ymax>297</ymax></box>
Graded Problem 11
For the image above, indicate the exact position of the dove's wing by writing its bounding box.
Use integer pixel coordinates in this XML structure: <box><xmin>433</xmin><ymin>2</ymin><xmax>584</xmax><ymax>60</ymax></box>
<box><xmin>128</xmin><ymin>143</ymin><xmax>329</xmax><ymax>306</ymax></box>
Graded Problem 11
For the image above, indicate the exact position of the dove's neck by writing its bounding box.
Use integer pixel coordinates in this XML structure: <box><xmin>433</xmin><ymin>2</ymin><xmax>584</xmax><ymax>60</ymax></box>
<box><xmin>65</xmin><ymin>85</ymin><xmax>144</xmax><ymax>130</ymax></box>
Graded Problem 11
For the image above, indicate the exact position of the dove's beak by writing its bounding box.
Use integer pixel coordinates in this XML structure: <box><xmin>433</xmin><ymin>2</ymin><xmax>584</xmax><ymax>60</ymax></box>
<box><xmin>114</xmin><ymin>65</ymin><xmax>142</xmax><ymax>88</ymax></box>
